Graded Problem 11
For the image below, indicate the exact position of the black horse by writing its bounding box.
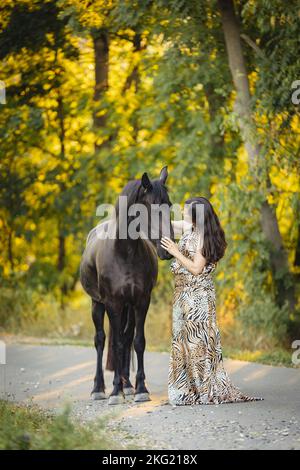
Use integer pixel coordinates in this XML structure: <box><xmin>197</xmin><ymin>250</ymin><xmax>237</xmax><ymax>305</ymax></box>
<box><xmin>80</xmin><ymin>166</ymin><xmax>174</xmax><ymax>404</ymax></box>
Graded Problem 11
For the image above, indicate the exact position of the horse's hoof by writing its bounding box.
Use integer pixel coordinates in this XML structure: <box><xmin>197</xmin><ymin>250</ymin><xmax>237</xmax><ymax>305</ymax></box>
<box><xmin>91</xmin><ymin>392</ymin><xmax>106</xmax><ymax>400</ymax></box>
<box><xmin>124</xmin><ymin>387</ymin><xmax>135</xmax><ymax>396</ymax></box>
<box><xmin>134</xmin><ymin>392</ymin><xmax>150</xmax><ymax>402</ymax></box>
<box><xmin>108</xmin><ymin>394</ymin><xmax>125</xmax><ymax>405</ymax></box>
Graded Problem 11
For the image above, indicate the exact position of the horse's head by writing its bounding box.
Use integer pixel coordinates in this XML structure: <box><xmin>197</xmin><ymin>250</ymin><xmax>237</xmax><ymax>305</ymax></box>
<box><xmin>138</xmin><ymin>166</ymin><xmax>174</xmax><ymax>260</ymax></box>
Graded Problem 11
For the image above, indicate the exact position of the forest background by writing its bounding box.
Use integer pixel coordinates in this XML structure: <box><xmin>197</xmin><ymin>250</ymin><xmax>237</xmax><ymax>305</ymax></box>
<box><xmin>1</xmin><ymin>0</ymin><xmax>300</xmax><ymax>366</ymax></box>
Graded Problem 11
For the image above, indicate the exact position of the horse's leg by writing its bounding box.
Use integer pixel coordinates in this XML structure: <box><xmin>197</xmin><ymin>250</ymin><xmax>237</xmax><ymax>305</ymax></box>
<box><xmin>133</xmin><ymin>298</ymin><xmax>151</xmax><ymax>402</ymax></box>
<box><xmin>91</xmin><ymin>300</ymin><xmax>106</xmax><ymax>400</ymax></box>
<box><xmin>106</xmin><ymin>305</ymin><xmax>125</xmax><ymax>405</ymax></box>
<box><xmin>122</xmin><ymin>305</ymin><xmax>135</xmax><ymax>396</ymax></box>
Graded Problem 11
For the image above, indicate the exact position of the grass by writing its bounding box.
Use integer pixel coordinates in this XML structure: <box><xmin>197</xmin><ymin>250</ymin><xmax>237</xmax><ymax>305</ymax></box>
<box><xmin>1</xmin><ymin>285</ymin><xmax>298</xmax><ymax>369</ymax></box>
<box><xmin>3</xmin><ymin>332</ymin><xmax>298</xmax><ymax>368</ymax></box>
<box><xmin>222</xmin><ymin>347</ymin><xmax>298</xmax><ymax>368</ymax></box>
<box><xmin>0</xmin><ymin>400</ymin><xmax>127</xmax><ymax>450</ymax></box>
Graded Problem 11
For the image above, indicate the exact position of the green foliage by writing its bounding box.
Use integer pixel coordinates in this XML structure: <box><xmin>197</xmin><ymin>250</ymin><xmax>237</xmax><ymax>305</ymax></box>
<box><xmin>0</xmin><ymin>284</ymin><xmax>40</xmax><ymax>332</ymax></box>
<box><xmin>0</xmin><ymin>401</ymin><xmax>119</xmax><ymax>450</ymax></box>
<box><xmin>242</xmin><ymin>0</ymin><xmax>300</xmax><ymax>115</ymax></box>
<box><xmin>0</xmin><ymin>278</ymin><xmax>94</xmax><ymax>339</ymax></box>
<box><xmin>0</xmin><ymin>0</ymin><xmax>299</xmax><ymax>352</ymax></box>
<box><xmin>223</xmin><ymin>347</ymin><xmax>298</xmax><ymax>368</ymax></box>
<box><xmin>236</xmin><ymin>294</ymin><xmax>290</xmax><ymax>347</ymax></box>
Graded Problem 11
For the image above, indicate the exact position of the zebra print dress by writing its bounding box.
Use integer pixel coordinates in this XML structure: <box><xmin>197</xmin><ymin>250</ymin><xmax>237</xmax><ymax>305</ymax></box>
<box><xmin>168</xmin><ymin>227</ymin><xmax>262</xmax><ymax>406</ymax></box>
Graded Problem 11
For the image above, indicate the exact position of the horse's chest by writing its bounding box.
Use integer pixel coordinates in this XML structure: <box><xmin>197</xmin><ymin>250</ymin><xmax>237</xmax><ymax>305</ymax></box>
<box><xmin>114</xmin><ymin>269</ymin><xmax>151</xmax><ymax>295</ymax></box>
<box><xmin>99</xmin><ymin>262</ymin><xmax>156</xmax><ymax>302</ymax></box>
<box><xmin>121</xmin><ymin>273</ymin><xmax>145</xmax><ymax>297</ymax></box>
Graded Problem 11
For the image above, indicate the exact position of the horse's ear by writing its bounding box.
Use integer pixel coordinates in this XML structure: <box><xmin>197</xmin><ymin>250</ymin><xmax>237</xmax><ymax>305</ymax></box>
<box><xmin>159</xmin><ymin>166</ymin><xmax>168</xmax><ymax>184</ymax></box>
<box><xmin>141</xmin><ymin>172</ymin><xmax>153</xmax><ymax>191</ymax></box>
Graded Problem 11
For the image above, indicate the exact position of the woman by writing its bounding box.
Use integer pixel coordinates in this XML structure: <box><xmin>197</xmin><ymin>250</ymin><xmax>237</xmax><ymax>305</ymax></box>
<box><xmin>161</xmin><ymin>197</ymin><xmax>262</xmax><ymax>406</ymax></box>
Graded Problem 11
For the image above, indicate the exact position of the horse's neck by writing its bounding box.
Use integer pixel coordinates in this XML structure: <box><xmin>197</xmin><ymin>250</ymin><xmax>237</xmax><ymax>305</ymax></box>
<box><xmin>141</xmin><ymin>238</ymin><xmax>157</xmax><ymax>258</ymax></box>
<box><xmin>91</xmin><ymin>217</ymin><xmax>156</xmax><ymax>260</ymax></box>
<box><xmin>115</xmin><ymin>226</ymin><xmax>156</xmax><ymax>261</ymax></box>
<box><xmin>115</xmin><ymin>236</ymin><xmax>146</xmax><ymax>259</ymax></box>
<box><xmin>86</xmin><ymin>219</ymin><xmax>115</xmax><ymax>246</ymax></box>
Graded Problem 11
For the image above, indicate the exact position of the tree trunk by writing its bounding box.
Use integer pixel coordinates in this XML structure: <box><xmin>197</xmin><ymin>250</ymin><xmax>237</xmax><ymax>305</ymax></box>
<box><xmin>294</xmin><ymin>199</ymin><xmax>300</xmax><ymax>274</ymax></box>
<box><xmin>123</xmin><ymin>33</ymin><xmax>142</xmax><ymax>93</ymax></box>
<box><xmin>218</xmin><ymin>0</ymin><xmax>296</xmax><ymax>311</ymax></box>
<box><xmin>57</xmin><ymin>93</ymin><xmax>66</xmax><ymax>277</ymax></box>
<box><xmin>57</xmin><ymin>232</ymin><xmax>65</xmax><ymax>272</ymax></box>
<box><xmin>57</xmin><ymin>94</ymin><xmax>65</xmax><ymax>159</ymax></box>
<box><xmin>57</xmin><ymin>229</ymin><xmax>68</xmax><ymax>303</ymax></box>
<box><xmin>122</xmin><ymin>32</ymin><xmax>143</xmax><ymax>143</ymax></box>
<box><xmin>295</xmin><ymin>223</ymin><xmax>300</xmax><ymax>268</ymax></box>
<box><xmin>93</xmin><ymin>30</ymin><xmax>109</xmax><ymax>153</ymax></box>
<box><xmin>8</xmin><ymin>227</ymin><xmax>14</xmax><ymax>272</ymax></box>
<box><xmin>204</xmin><ymin>82</ymin><xmax>227</xmax><ymax>196</ymax></box>
<box><xmin>57</xmin><ymin>93</ymin><xmax>68</xmax><ymax>298</ymax></box>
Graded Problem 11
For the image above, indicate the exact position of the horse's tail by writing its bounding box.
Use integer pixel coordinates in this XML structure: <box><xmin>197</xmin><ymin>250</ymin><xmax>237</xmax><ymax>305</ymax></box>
<box><xmin>105</xmin><ymin>306</ymin><xmax>128</xmax><ymax>371</ymax></box>
<box><xmin>106</xmin><ymin>325</ymin><xmax>115</xmax><ymax>371</ymax></box>
<box><xmin>130</xmin><ymin>338</ymin><xmax>135</xmax><ymax>372</ymax></box>
<box><xmin>105</xmin><ymin>305</ymin><xmax>135</xmax><ymax>372</ymax></box>
<box><xmin>105</xmin><ymin>325</ymin><xmax>114</xmax><ymax>371</ymax></box>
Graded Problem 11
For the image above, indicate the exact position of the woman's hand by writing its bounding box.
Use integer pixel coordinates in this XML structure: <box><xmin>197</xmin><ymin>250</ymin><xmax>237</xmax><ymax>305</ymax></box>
<box><xmin>161</xmin><ymin>236</ymin><xmax>206</xmax><ymax>275</ymax></box>
<box><xmin>160</xmin><ymin>237</ymin><xmax>180</xmax><ymax>257</ymax></box>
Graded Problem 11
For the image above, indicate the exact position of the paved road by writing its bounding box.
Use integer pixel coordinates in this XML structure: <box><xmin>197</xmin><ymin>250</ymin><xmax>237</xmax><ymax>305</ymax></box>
<box><xmin>1</xmin><ymin>344</ymin><xmax>300</xmax><ymax>449</ymax></box>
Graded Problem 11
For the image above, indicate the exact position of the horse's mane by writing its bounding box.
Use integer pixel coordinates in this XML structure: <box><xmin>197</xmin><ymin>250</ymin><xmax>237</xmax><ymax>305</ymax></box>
<box><xmin>115</xmin><ymin>180</ymin><xmax>142</xmax><ymax>215</ymax></box>
<box><xmin>115</xmin><ymin>178</ymin><xmax>168</xmax><ymax>217</ymax></box>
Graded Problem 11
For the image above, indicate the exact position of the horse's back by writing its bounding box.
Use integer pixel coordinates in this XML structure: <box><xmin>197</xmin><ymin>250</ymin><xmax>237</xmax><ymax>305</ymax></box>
<box><xmin>80</xmin><ymin>220</ymin><xmax>113</xmax><ymax>302</ymax></box>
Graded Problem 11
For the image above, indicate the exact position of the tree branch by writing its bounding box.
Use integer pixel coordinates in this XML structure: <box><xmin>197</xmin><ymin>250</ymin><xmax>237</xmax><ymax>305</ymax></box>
<box><xmin>240</xmin><ymin>34</ymin><xmax>265</xmax><ymax>59</ymax></box>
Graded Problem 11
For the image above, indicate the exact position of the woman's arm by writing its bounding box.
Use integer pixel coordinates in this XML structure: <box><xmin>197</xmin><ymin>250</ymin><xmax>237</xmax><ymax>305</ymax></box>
<box><xmin>161</xmin><ymin>237</ymin><xmax>206</xmax><ymax>276</ymax></box>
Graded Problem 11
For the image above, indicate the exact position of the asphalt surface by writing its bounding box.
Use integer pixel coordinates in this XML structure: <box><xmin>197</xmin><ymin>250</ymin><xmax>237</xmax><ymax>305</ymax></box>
<box><xmin>1</xmin><ymin>344</ymin><xmax>300</xmax><ymax>449</ymax></box>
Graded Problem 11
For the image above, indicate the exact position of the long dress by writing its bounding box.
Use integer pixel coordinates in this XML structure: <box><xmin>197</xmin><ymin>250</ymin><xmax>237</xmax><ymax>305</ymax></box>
<box><xmin>168</xmin><ymin>227</ymin><xmax>263</xmax><ymax>406</ymax></box>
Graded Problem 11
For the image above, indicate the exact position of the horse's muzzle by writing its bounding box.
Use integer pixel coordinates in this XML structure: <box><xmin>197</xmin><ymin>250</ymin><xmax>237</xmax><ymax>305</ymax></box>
<box><xmin>157</xmin><ymin>248</ymin><xmax>173</xmax><ymax>260</ymax></box>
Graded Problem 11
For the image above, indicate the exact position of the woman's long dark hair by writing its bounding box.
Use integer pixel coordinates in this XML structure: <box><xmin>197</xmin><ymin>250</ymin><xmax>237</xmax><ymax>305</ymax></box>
<box><xmin>185</xmin><ymin>197</ymin><xmax>227</xmax><ymax>264</ymax></box>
